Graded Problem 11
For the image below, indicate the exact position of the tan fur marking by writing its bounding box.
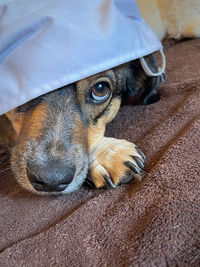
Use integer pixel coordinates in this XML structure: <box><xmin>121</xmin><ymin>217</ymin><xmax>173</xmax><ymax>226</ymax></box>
<box><xmin>6</xmin><ymin>111</ymin><xmax>24</xmax><ymax>136</ymax></box>
<box><xmin>24</xmin><ymin>104</ymin><xmax>47</xmax><ymax>139</ymax></box>
<box><xmin>88</xmin><ymin>98</ymin><xmax>121</xmax><ymax>150</ymax></box>
<box><xmin>6</xmin><ymin>104</ymin><xmax>47</xmax><ymax>139</ymax></box>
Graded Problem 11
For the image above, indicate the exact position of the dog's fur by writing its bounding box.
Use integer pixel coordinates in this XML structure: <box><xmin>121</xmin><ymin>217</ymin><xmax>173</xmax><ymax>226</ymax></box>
<box><xmin>137</xmin><ymin>0</ymin><xmax>200</xmax><ymax>40</ymax></box>
<box><xmin>0</xmin><ymin>54</ymin><xmax>165</xmax><ymax>194</ymax></box>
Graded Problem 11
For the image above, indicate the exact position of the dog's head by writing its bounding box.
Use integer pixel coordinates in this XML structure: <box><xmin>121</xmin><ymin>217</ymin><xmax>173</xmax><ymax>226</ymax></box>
<box><xmin>4</xmin><ymin>56</ymin><xmax>162</xmax><ymax>194</ymax></box>
<box><xmin>5</xmin><ymin>63</ymin><xmax>133</xmax><ymax>194</ymax></box>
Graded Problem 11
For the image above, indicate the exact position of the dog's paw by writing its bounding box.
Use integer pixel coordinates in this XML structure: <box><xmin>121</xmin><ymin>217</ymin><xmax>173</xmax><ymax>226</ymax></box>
<box><xmin>89</xmin><ymin>137</ymin><xmax>146</xmax><ymax>188</ymax></box>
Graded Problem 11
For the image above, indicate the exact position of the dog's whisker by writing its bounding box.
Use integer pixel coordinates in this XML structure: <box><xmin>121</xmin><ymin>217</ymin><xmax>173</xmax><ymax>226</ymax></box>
<box><xmin>13</xmin><ymin>155</ymin><xmax>26</xmax><ymax>168</ymax></box>
<box><xmin>89</xmin><ymin>139</ymin><xmax>117</xmax><ymax>167</ymax></box>
<box><xmin>15</xmin><ymin>155</ymin><xmax>26</xmax><ymax>162</ymax></box>
<box><xmin>89</xmin><ymin>139</ymin><xmax>115</xmax><ymax>155</ymax></box>
<box><xmin>26</xmin><ymin>165</ymin><xmax>42</xmax><ymax>182</ymax></box>
<box><xmin>0</xmin><ymin>167</ymin><xmax>12</xmax><ymax>175</ymax></box>
<box><xmin>3</xmin><ymin>147</ymin><xmax>12</xmax><ymax>153</ymax></box>
<box><xmin>89</xmin><ymin>147</ymin><xmax>110</xmax><ymax>168</ymax></box>
<box><xmin>14</xmin><ymin>156</ymin><xmax>40</xmax><ymax>182</ymax></box>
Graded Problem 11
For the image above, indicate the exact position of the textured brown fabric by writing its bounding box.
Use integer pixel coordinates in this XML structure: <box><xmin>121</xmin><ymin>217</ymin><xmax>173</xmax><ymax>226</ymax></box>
<box><xmin>0</xmin><ymin>39</ymin><xmax>200</xmax><ymax>267</ymax></box>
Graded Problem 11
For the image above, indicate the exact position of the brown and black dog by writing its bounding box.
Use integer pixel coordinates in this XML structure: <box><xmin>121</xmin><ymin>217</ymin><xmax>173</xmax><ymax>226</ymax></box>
<box><xmin>0</xmin><ymin>54</ymin><xmax>165</xmax><ymax>194</ymax></box>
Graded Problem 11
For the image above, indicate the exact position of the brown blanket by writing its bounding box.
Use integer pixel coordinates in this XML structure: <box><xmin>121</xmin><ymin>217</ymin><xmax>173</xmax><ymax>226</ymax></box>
<box><xmin>0</xmin><ymin>39</ymin><xmax>200</xmax><ymax>267</ymax></box>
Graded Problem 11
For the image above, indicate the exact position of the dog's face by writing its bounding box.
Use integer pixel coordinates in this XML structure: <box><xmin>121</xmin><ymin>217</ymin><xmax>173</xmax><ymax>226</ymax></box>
<box><xmin>5</xmin><ymin>55</ymin><xmax>163</xmax><ymax>194</ymax></box>
<box><xmin>6</xmin><ymin>63</ymin><xmax>135</xmax><ymax>194</ymax></box>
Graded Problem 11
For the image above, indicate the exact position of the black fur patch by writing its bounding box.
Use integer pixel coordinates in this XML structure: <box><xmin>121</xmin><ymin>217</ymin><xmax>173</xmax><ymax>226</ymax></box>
<box><xmin>16</xmin><ymin>96</ymin><xmax>44</xmax><ymax>113</ymax></box>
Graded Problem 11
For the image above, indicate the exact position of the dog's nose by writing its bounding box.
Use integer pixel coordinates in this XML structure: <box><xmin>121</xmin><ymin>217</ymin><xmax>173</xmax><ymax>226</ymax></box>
<box><xmin>26</xmin><ymin>162</ymin><xmax>75</xmax><ymax>192</ymax></box>
<box><xmin>28</xmin><ymin>176</ymin><xmax>68</xmax><ymax>192</ymax></box>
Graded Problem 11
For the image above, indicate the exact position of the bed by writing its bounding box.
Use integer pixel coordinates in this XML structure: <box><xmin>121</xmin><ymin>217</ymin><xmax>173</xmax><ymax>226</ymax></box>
<box><xmin>0</xmin><ymin>38</ymin><xmax>200</xmax><ymax>266</ymax></box>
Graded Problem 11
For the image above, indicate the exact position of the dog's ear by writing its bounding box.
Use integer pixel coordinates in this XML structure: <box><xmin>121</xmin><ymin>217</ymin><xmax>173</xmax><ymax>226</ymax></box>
<box><xmin>123</xmin><ymin>54</ymin><xmax>166</xmax><ymax>105</ymax></box>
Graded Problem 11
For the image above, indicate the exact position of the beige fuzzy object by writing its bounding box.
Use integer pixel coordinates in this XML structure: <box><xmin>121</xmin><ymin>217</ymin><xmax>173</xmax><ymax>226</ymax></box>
<box><xmin>137</xmin><ymin>0</ymin><xmax>200</xmax><ymax>40</ymax></box>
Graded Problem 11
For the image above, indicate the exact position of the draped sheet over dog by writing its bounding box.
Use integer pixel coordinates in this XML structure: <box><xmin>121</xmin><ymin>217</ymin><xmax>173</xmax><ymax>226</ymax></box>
<box><xmin>0</xmin><ymin>0</ymin><xmax>162</xmax><ymax>115</ymax></box>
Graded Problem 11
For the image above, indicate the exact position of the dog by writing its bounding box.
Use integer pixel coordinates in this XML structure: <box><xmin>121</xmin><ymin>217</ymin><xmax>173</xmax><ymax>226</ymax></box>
<box><xmin>137</xmin><ymin>0</ymin><xmax>200</xmax><ymax>40</ymax></box>
<box><xmin>0</xmin><ymin>54</ymin><xmax>165</xmax><ymax>194</ymax></box>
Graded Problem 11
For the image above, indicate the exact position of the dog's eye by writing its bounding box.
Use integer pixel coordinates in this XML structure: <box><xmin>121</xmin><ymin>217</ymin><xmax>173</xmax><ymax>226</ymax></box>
<box><xmin>90</xmin><ymin>82</ymin><xmax>111</xmax><ymax>102</ymax></box>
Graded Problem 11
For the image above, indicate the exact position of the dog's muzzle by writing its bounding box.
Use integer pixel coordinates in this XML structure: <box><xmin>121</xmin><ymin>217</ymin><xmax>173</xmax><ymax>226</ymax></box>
<box><xmin>26</xmin><ymin>160</ymin><xmax>76</xmax><ymax>192</ymax></box>
<box><xmin>24</xmin><ymin>141</ymin><xmax>89</xmax><ymax>193</ymax></box>
<box><xmin>11</xmin><ymin>86</ymin><xmax>89</xmax><ymax>194</ymax></box>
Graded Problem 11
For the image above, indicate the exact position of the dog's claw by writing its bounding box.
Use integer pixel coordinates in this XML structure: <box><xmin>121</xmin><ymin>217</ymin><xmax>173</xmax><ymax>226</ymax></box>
<box><xmin>83</xmin><ymin>178</ymin><xmax>95</xmax><ymax>188</ymax></box>
<box><xmin>135</xmin><ymin>147</ymin><xmax>146</xmax><ymax>160</ymax></box>
<box><xmin>103</xmin><ymin>174</ymin><xmax>116</xmax><ymax>188</ymax></box>
<box><xmin>124</xmin><ymin>161</ymin><xmax>141</xmax><ymax>174</ymax></box>
<box><xmin>119</xmin><ymin>171</ymin><xmax>133</xmax><ymax>184</ymax></box>
<box><xmin>131</xmin><ymin>155</ymin><xmax>145</xmax><ymax>169</ymax></box>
